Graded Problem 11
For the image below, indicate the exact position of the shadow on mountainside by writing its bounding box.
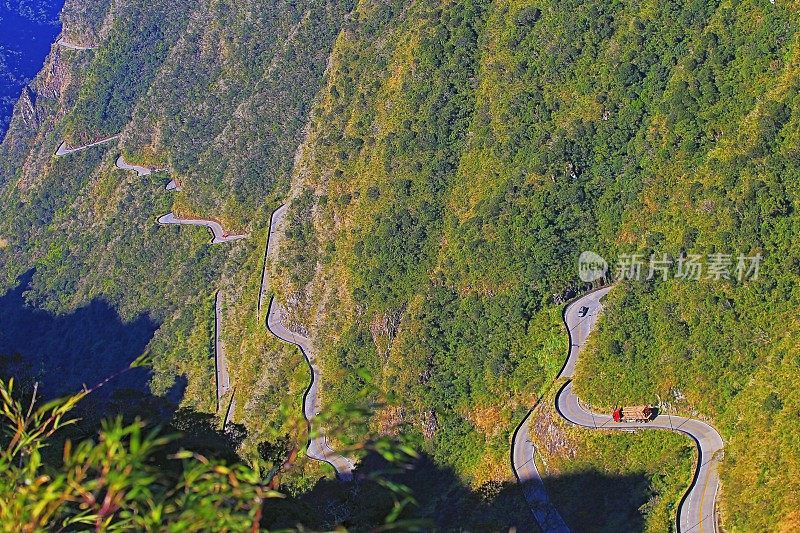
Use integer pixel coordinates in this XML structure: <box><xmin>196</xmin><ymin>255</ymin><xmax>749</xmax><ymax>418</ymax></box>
<box><xmin>261</xmin><ymin>450</ymin><xmax>531</xmax><ymax>532</ymax></box>
<box><xmin>0</xmin><ymin>269</ymin><xmax>158</xmax><ymax>400</ymax></box>
<box><xmin>543</xmin><ymin>470</ymin><xmax>649</xmax><ymax>532</ymax></box>
<box><xmin>263</xmin><ymin>450</ymin><xmax>651</xmax><ymax>532</ymax></box>
<box><xmin>0</xmin><ymin>0</ymin><xmax>65</xmax><ymax>137</ymax></box>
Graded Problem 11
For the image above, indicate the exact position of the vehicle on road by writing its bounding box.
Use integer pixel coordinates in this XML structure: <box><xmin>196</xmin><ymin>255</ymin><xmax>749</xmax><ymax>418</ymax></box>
<box><xmin>612</xmin><ymin>405</ymin><xmax>654</xmax><ymax>422</ymax></box>
<box><xmin>578</xmin><ymin>306</ymin><xmax>589</xmax><ymax>317</ymax></box>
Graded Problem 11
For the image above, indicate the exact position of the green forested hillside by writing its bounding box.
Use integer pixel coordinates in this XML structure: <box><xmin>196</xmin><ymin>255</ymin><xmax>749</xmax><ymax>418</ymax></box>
<box><xmin>0</xmin><ymin>0</ymin><xmax>351</xmax><ymax>477</ymax></box>
<box><xmin>275</xmin><ymin>0</ymin><xmax>800</xmax><ymax>529</ymax></box>
<box><xmin>63</xmin><ymin>0</ymin><xmax>193</xmax><ymax>144</ymax></box>
<box><xmin>1</xmin><ymin>0</ymin><xmax>799</xmax><ymax>530</ymax></box>
<box><xmin>120</xmin><ymin>0</ymin><xmax>355</xmax><ymax>228</ymax></box>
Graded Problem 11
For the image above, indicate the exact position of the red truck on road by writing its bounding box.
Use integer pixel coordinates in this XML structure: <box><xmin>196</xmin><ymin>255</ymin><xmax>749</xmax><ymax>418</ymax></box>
<box><xmin>612</xmin><ymin>405</ymin><xmax>654</xmax><ymax>423</ymax></box>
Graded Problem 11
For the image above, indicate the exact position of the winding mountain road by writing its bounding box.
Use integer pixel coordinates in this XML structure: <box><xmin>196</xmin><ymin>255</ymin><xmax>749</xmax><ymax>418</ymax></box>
<box><xmin>215</xmin><ymin>291</ymin><xmax>235</xmax><ymax>426</ymax></box>
<box><xmin>558</xmin><ymin>287</ymin><xmax>723</xmax><ymax>533</ymax></box>
<box><xmin>157</xmin><ymin>213</ymin><xmax>248</xmax><ymax>244</ymax></box>
<box><xmin>511</xmin><ymin>412</ymin><xmax>570</xmax><ymax>533</ymax></box>
<box><xmin>263</xmin><ymin>205</ymin><xmax>354</xmax><ymax>480</ymax></box>
<box><xmin>115</xmin><ymin>155</ymin><xmax>179</xmax><ymax>190</ymax></box>
<box><xmin>116</xmin><ymin>149</ymin><xmax>243</xmax><ymax>426</ymax></box>
<box><xmin>54</xmin><ymin>135</ymin><xmax>119</xmax><ymax>156</ymax></box>
<box><xmin>257</xmin><ymin>205</ymin><xmax>287</xmax><ymax>319</ymax></box>
<box><xmin>514</xmin><ymin>286</ymin><xmax>723</xmax><ymax>532</ymax></box>
<box><xmin>57</xmin><ymin>38</ymin><xmax>96</xmax><ymax>51</ymax></box>
<box><xmin>115</xmin><ymin>155</ymin><xmax>166</xmax><ymax>177</ymax></box>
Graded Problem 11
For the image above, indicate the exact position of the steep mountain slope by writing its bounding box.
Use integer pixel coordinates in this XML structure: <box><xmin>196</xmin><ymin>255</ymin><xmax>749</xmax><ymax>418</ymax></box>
<box><xmin>0</xmin><ymin>0</ymin><xmax>351</xmax><ymax>468</ymax></box>
<box><xmin>119</xmin><ymin>0</ymin><xmax>354</xmax><ymax>228</ymax></box>
<box><xmin>1</xmin><ymin>0</ymin><xmax>799</xmax><ymax>530</ymax></box>
<box><xmin>273</xmin><ymin>0</ymin><xmax>799</xmax><ymax>529</ymax></box>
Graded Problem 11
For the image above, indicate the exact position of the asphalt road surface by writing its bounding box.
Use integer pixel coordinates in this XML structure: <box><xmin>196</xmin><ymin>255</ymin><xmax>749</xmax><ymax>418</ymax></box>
<box><xmin>257</xmin><ymin>204</ymin><xmax>287</xmax><ymax>319</ymax></box>
<box><xmin>54</xmin><ymin>135</ymin><xmax>119</xmax><ymax>156</ymax></box>
<box><xmin>264</xmin><ymin>205</ymin><xmax>354</xmax><ymax>480</ymax></box>
<box><xmin>116</xmin><ymin>155</ymin><xmax>179</xmax><ymax>190</ymax></box>
<box><xmin>117</xmin><ymin>149</ymin><xmax>238</xmax><ymax>421</ymax></box>
<box><xmin>57</xmin><ymin>37</ymin><xmax>96</xmax><ymax>51</ymax></box>
<box><xmin>511</xmin><ymin>410</ymin><xmax>570</xmax><ymax>533</ymax></box>
<box><xmin>115</xmin><ymin>155</ymin><xmax>167</xmax><ymax>177</ymax></box>
<box><xmin>556</xmin><ymin>286</ymin><xmax>723</xmax><ymax>533</ymax></box>
<box><xmin>215</xmin><ymin>291</ymin><xmax>235</xmax><ymax>425</ymax></box>
<box><xmin>157</xmin><ymin>212</ymin><xmax>248</xmax><ymax>244</ymax></box>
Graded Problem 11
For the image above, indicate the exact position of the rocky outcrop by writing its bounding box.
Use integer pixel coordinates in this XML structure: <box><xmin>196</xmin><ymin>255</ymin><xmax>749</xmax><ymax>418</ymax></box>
<box><xmin>18</xmin><ymin>88</ymin><xmax>38</xmax><ymax>130</ymax></box>
<box><xmin>40</xmin><ymin>49</ymin><xmax>68</xmax><ymax>101</ymax></box>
